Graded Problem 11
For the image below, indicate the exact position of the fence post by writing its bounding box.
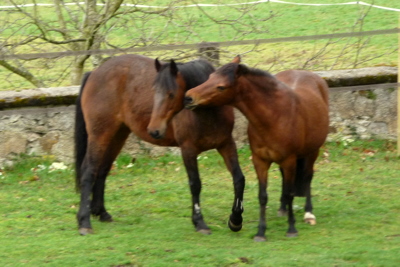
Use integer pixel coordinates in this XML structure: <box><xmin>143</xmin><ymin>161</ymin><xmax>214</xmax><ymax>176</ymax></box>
<box><xmin>398</xmin><ymin>17</ymin><xmax>400</xmax><ymax>155</ymax></box>
<box><xmin>198</xmin><ymin>42</ymin><xmax>220</xmax><ymax>66</ymax></box>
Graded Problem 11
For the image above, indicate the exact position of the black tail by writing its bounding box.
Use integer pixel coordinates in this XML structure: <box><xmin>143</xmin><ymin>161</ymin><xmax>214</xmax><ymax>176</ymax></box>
<box><xmin>74</xmin><ymin>72</ymin><xmax>91</xmax><ymax>193</ymax></box>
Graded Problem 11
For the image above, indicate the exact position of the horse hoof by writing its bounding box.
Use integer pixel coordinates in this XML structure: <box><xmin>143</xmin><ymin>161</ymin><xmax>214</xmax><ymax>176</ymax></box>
<box><xmin>99</xmin><ymin>212</ymin><xmax>113</xmax><ymax>222</ymax></box>
<box><xmin>277</xmin><ymin>209</ymin><xmax>288</xmax><ymax>217</ymax></box>
<box><xmin>197</xmin><ymin>228</ymin><xmax>212</xmax><ymax>235</ymax></box>
<box><xmin>228</xmin><ymin>219</ymin><xmax>242</xmax><ymax>232</ymax></box>
<box><xmin>305</xmin><ymin>218</ymin><xmax>316</xmax><ymax>225</ymax></box>
<box><xmin>304</xmin><ymin>212</ymin><xmax>316</xmax><ymax>225</ymax></box>
<box><xmin>286</xmin><ymin>232</ymin><xmax>298</xmax><ymax>238</ymax></box>
<box><xmin>253</xmin><ymin>236</ymin><xmax>266</xmax><ymax>242</ymax></box>
<box><xmin>79</xmin><ymin>228</ymin><xmax>93</xmax><ymax>235</ymax></box>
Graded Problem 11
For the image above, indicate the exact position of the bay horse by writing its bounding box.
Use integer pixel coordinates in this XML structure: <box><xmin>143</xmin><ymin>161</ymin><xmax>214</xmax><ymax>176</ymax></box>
<box><xmin>184</xmin><ymin>56</ymin><xmax>329</xmax><ymax>241</ymax></box>
<box><xmin>75</xmin><ymin>54</ymin><xmax>245</xmax><ymax>235</ymax></box>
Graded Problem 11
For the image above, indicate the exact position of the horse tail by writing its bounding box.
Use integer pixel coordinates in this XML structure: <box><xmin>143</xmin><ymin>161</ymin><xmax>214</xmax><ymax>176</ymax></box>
<box><xmin>317</xmin><ymin>75</ymin><xmax>330</xmax><ymax>106</ymax></box>
<box><xmin>294</xmin><ymin>158</ymin><xmax>307</xmax><ymax>197</ymax></box>
<box><xmin>74</xmin><ymin>71</ymin><xmax>91</xmax><ymax>193</ymax></box>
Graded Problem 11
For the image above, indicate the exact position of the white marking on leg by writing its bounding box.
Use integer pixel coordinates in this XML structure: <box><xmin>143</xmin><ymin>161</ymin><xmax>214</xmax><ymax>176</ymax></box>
<box><xmin>304</xmin><ymin>212</ymin><xmax>316</xmax><ymax>220</ymax></box>
<box><xmin>194</xmin><ymin>203</ymin><xmax>201</xmax><ymax>214</ymax></box>
<box><xmin>235</xmin><ymin>199</ymin><xmax>244</xmax><ymax>212</ymax></box>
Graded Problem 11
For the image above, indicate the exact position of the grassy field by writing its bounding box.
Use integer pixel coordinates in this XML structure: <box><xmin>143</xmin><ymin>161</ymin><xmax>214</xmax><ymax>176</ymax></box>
<box><xmin>1</xmin><ymin>1</ymin><xmax>399</xmax><ymax>266</ymax></box>
<box><xmin>0</xmin><ymin>0</ymin><xmax>399</xmax><ymax>90</ymax></box>
<box><xmin>1</xmin><ymin>139</ymin><xmax>399</xmax><ymax>266</ymax></box>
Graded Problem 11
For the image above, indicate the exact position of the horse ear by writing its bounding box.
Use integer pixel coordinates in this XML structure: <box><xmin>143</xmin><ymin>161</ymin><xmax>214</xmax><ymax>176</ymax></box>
<box><xmin>231</xmin><ymin>55</ymin><xmax>241</xmax><ymax>64</ymax></box>
<box><xmin>170</xmin><ymin>59</ymin><xmax>178</xmax><ymax>76</ymax></box>
<box><xmin>235</xmin><ymin>64</ymin><xmax>248</xmax><ymax>78</ymax></box>
<box><xmin>155</xmin><ymin>58</ymin><xmax>162</xmax><ymax>72</ymax></box>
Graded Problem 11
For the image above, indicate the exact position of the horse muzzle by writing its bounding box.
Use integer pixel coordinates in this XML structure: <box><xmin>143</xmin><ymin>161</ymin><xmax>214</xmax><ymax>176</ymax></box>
<box><xmin>148</xmin><ymin>129</ymin><xmax>164</xmax><ymax>139</ymax></box>
<box><xmin>184</xmin><ymin>96</ymin><xmax>198</xmax><ymax>110</ymax></box>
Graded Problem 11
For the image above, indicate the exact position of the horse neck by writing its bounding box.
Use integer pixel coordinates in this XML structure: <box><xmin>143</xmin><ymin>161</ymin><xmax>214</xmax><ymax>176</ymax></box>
<box><xmin>234</xmin><ymin>75</ymin><xmax>295</xmax><ymax>129</ymax></box>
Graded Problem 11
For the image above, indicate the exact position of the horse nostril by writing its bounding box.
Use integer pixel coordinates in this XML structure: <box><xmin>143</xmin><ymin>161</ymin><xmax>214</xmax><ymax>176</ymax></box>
<box><xmin>184</xmin><ymin>96</ymin><xmax>193</xmax><ymax>106</ymax></box>
<box><xmin>149</xmin><ymin>130</ymin><xmax>161</xmax><ymax>139</ymax></box>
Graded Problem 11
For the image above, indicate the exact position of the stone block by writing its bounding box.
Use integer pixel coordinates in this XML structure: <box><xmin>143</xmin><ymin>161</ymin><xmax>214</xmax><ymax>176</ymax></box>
<box><xmin>0</xmin><ymin>131</ymin><xmax>27</xmax><ymax>159</ymax></box>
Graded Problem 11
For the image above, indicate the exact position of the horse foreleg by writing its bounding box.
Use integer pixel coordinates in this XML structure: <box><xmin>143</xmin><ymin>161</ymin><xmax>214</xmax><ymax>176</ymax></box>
<box><xmin>252</xmin><ymin>155</ymin><xmax>271</xmax><ymax>242</ymax></box>
<box><xmin>181</xmin><ymin>149</ymin><xmax>210</xmax><ymax>234</ymax></box>
<box><xmin>217</xmin><ymin>141</ymin><xmax>245</xmax><ymax>232</ymax></box>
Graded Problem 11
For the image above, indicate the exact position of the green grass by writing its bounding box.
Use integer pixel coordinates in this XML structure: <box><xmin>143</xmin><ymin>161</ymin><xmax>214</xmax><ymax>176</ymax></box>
<box><xmin>0</xmin><ymin>0</ymin><xmax>399</xmax><ymax>90</ymax></box>
<box><xmin>1</xmin><ymin>139</ymin><xmax>399</xmax><ymax>266</ymax></box>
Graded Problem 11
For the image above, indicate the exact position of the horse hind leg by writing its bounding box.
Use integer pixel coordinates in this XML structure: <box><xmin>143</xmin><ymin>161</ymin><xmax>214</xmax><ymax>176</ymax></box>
<box><xmin>77</xmin><ymin>157</ymin><xmax>96</xmax><ymax>235</ymax></box>
<box><xmin>278</xmin><ymin>158</ymin><xmax>306</xmax><ymax>217</ymax></box>
<box><xmin>285</xmin><ymin>156</ymin><xmax>317</xmax><ymax>225</ymax></box>
<box><xmin>91</xmin><ymin>165</ymin><xmax>113</xmax><ymax>222</ymax></box>
<box><xmin>279</xmin><ymin>157</ymin><xmax>316</xmax><ymax>225</ymax></box>
<box><xmin>277</xmin><ymin>167</ymin><xmax>288</xmax><ymax>217</ymax></box>
<box><xmin>304</xmin><ymin>191</ymin><xmax>316</xmax><ymax>225</ymax></box>
<box><xmin>181</xmin><ymin>148</ymin><xmax>210</xmax><ymax>235</ymax></box>
<box><xmin>90</xmin><ymin>126</ymin><xmax>130</xmax><ymax>223</ymax></box>
<box><xmin>217</xmin><ymin>140</ymin><xmax>245</xmax><ymax>232</ymax></box>
<box><xmin>303</xmin><ymin>171</ymin><xmax>316</xmax><ymax>226</ymax></box>
<box><xmin>302</xmin><ymin>152</ymin><xmax>319</xmax><ymax>226</ymax></box>
<box><xmin>77</xmin><ymin>126</ymin><xmax>130</xmax><ymax>235</ymax></box>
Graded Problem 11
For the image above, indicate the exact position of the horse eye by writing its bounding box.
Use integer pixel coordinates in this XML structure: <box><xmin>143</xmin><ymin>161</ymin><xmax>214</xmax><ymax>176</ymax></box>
<box><xmin>217</xmin><ymin>86</ymin><xmax>226</xmax><ymax>91</ymax></box>
<box><xmin>168</xmin><ymin>92</ymin><xmax>174</xmax><ymax>99</ymax></box>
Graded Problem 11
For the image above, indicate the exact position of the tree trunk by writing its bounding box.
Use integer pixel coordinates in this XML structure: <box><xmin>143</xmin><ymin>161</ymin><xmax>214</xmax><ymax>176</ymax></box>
<box><xmin>71</xmin><ymin>55</ymin><xmax>89</xmax><ymax>85</ymax></box>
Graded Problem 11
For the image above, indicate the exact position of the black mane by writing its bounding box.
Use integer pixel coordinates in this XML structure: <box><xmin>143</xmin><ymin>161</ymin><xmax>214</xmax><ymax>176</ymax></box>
<box><xmin>216</xmin><ymin>63</ymin><xmax>273</xmax><ymax>83</ymax></box>
<box><xmin>154</xmin><ymin>59</ymin><xmax>215</xmax><ymax>92</ymax></box>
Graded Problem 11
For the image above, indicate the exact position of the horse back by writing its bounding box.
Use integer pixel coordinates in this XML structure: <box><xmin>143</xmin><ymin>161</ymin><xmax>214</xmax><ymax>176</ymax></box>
<box><xmin>275</xmin><ymin>70</ymin><xmax>329</xmax><ymax>105</ymax></box>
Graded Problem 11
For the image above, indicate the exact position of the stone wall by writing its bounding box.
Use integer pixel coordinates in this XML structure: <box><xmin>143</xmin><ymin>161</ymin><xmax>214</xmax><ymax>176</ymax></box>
<box><xmin>0</xmin><ymin>105</ymin><xmax>182</xmax><ymax>167</ymax></box>
<box><xmin>315</xmin><ymin>67</ymin><xmax>397</xmax><ymax>140</ymax></box>
<box><xmin>0</xmin><ymin>67</ymin><xmax>397</xmax><ymax>166</ymax></box>
<box><xmin>329</xmin><ymin>87</ymin><xmax>397</xmax><ymax>140</ymax></box>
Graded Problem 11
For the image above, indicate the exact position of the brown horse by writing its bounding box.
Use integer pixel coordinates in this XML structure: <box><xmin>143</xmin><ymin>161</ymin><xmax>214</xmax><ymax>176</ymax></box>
<box><xmin>184</xmin><ymin>57</ymin><xmax>329</xmax><ymax>241</ymax></box>
<box><xmin>75</xmin><ymin>54</ymin><xmax>245</xmax><ymax>235</ymax></box>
